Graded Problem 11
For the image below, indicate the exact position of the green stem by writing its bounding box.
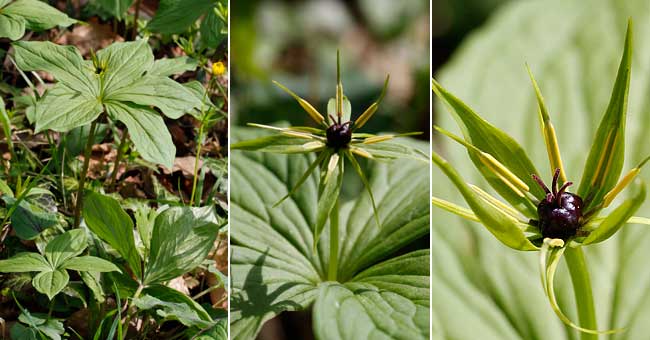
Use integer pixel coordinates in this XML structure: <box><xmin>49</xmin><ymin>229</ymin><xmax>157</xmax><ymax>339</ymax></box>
<box><xmin>565</xmin><ymin>247</ymin><xmax>598</xmax><ymax>340</ymax></box>
<box><xmin>189</xmin><ymin>121</ymin><xmax>205</xmax><ymax>206</ymax></box>
<box><xmin>109</xmin><ymin>132</ymin><xmax>128</xmax><ymax>190</ymax></box>
<box><xmin>73</xmin><ymin>120</ymin><xmax>98</xmax><ymax>228</ymax></box>
<box><xmin>121</xmin><ymin>284</ymin><xmax>144</xmax><ymax>340</ymax></box>
<box><xmin>327</xmin><ymin>199</ymin><xmax>339</xmax><ymax>281</ymax></box>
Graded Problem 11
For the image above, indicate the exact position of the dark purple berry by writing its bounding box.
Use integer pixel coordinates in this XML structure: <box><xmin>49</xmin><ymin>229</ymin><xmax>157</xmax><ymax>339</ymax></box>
<box><xmin>532</xmin><ymin>169</ymin><xmax>584</xmax><ymax>240</ymax></box>
<box><xmin>326</xmin><ymin>120</ymin><xmax>352</xmax><ymax>150</ymax></box>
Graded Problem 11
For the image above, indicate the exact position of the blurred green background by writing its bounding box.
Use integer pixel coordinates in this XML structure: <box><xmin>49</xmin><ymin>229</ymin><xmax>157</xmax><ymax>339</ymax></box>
<box><xmin>231</xmin><ymin>0</ymin><xmax>430</xmax><ymax>139</ymax></box>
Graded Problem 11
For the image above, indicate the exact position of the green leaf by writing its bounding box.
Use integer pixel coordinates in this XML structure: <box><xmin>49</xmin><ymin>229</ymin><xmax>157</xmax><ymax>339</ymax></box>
<box><xmin>432</xmin><ymin>79</ymin><xmax>543</xmax><ymax>217</ymax></box>
<box><xmin>200</xmin><ymin>7</ymin><xmax>225</xmax><ymax>49</ymax></box>
<box><xmin>314</xmin><ymin>153</ymin><xmax>343</xmax><ymax>248</ymax></box>
<box><xmin>0</xmin><ymin>252</ymin><xmax>50</xmax><ymax>272</ymax></box>
<box><xmin>107</xmin><ymin>75</ymin><xmax>201</xmax><ymax>119</ymax></box>
<box><xmin>577</xmin><ymin>21</ymin><xmax>633</xmax><ymax>209</ymax></box>
<box><xmin>314</xmin><ymin>251</ymin><xmax>429</xmax><ymax>340</ymax></box>
<box><xmin>144</xmin><ymin>206</ymin><xmax>220</xmax><ymax>285</ymax></box>
<box><xmin>61</xmin><ymin>256</ymin><xmax>122</xmax><ymax>273</ymax></box>
<box><xmin>96</xmin><ymin>39</ymin><xmax>154</xmax><ymax>94</ymax></box>
<box><xmin>95</xmin><ymin>0</ymin><xmax>134</xmax><ymax>19</ymax></box>
<box><xmin>583</xmin><ymin>180</ymin><xmax>646</xmax><ymax>245</ymax></box>
<box><xmin>0</xmin><ymin>13</ymin><xmax>25</xmax><ymax>40</ymax></box>
<box><xmin>3</xmin><ymin>0</ymin><xmax>75</xmax><ymax>31</ymax></box>
<box><xmin>230</xmin><ymin>127</ymin><xmax>429</xmax><ymax>339</ymax></box>
<box><xmin>12</xmin><ymin>41</ymin><xmax>99</xmax><ymax>95</ymax></box>
<box><xmin>146</xmin><ymin>0</ymin><xmax>214</xmax><ymax>34</ymax></box>
<box><xmin>33</xmin><ymin>84</ymin><xmax>103</xmax><ymax>133</ymax></box>
<box><xmin>10</xmin><ymin>323</ymin><xmax>38</xmax><ymax>340</ymax></box>
<box><xmin>16</xmin><ymin>312</ymin><xmax>65</xmax><ymax>340</ymax></box>
<box><xmin>33</xmin><ymin>268</ymin><xmax>69</xmax><ymax>300</ymax></box>
<box><xmin>44</xmin><ymin>229</ymin><xmax>87</xmax><ymax>269</ymax></box>
<box><xmin>1</xmin><ymin>195</ymin><xmax>58</xmax><ymax>240</ymax></box>
<box><xmin>432</xmin><ymin>151</ymin><xmax>537</xmax><ymax>251</ymax></box>
<box><xmin>105</xmin><ymin>101</ymin><xmax>175</xmax><ymax>168</ymax></box>
<box><xmin>149</xmin><ymin>56</ymin><xmax>198</xmax><ymax>77</ymax></box>
<box><xmin>83</xmin><ymin>191</ymin><xmax>140</xmax><ymax>278</ymax></box>
<box><xmin>135</xmin><ymin>284</ymin><xmax>213</xmax><ymax>328</ymax></box>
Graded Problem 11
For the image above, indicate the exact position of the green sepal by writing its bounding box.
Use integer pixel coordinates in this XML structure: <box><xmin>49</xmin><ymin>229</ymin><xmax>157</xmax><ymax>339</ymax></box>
<box><xmin>432</xmin><ymin>151</ymin><xmax>538</xmax><ymax>251</ymax></box>
<box><xmin>578</xmin><ymin>20</ymin><xmax>633</xmax><ymax>209</ymax></box>
<box><xmin>583</xmin><ymin>180</ymin><xmax>645</xmax><ymax>245</ymax></box>
<box><xmin>432</xmin><ymin>78</ymin><xmax>543</xmax><ymax>216</ymax></box>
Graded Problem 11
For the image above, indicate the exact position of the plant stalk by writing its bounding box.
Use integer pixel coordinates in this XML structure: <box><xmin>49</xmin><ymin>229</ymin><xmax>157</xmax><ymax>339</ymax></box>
<box><xmin>109</xmin><ymin>132</ymin><xmax>128</xmax><ymax>190</ymax></box>
<box><xmin>189</xmin><ymin>121</ymin><xmax>205</xmax><ymax>206</ymax></box>
<box><xmin>73</xmin><ymin>120</ymin><xmax>98</xmax><ymax>228</ymax></box>
<box><xmin>327</xmin><ymin>199</ymin><xmax>339</xmax><ymax>281</ymax></box>
<box><xmin>565</xmin><ymin>247</ymin><xmax>598</xmax><ymax>340</ymax></box>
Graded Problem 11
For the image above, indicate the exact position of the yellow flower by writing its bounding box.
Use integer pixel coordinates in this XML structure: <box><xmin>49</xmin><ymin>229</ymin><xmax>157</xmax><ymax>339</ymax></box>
<box><xmin>212</xmin><ymin>61</ymin><xmax>226</xmax><ymax>76</ymax></box>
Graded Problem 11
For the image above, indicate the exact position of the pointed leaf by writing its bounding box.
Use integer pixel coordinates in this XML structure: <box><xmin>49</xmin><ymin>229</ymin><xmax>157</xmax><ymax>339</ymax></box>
<box><xmin>578</xmin><ymin>21</ymin><xmax>633</xmax><ymax>209</ymax></box>
<box><xmin>61</xmin><ymin>256</ymin><xmax>122</xmax><ymax>273</ymax></box>
<box><xmin>33</xmin><ymin>84</ymin><xmax>102</xmax><ymax>133</ymax></box>
<box><xmin>105</xmin><ymin>101</ymin><xmax>175</xmax><ymax>168</ymax></box>
<box><xmin>432</xmin><ymin>151</ymin><xmax>537</xmax><ymax>251</ymax></box>
<box><xmin>144</xmin><ymin>206</ymin><xmax>221</xmax><ymax>285</ymax></box>
<box><xmin>146</xmin><ymin>0</ymin><xmax>213</xmax><ymax>34</ymax></box>
<box><xmin>583</xmin><ymin>180</ymin><xmax>645</xmax><ymax>245</ymax></box>
<box><xmin>355</xmin><ymin>140</ymin><xmax>428</xmax><ymax>162</ymax></box>
<box><xmin>83</xmin><ymin>191</ymin><xmax>141</xmax><ymax>278</ymax></box>
<box><xmin>97</xmin><ymin>40</ymin><xmax>154</xmax><ymax>93</ymax></box>
<box><xmin>0</xmin><ymin>252</ymin><xmax>50</xmax><ymax>272</ymax></box>
<box><xmin>1</xmin><ymin>195</ymin><xmax>58</xmax><ymax>240</ymax></box>
<box><xmin>344</xmin><ymin>150</ymin><xmax>380</xmax><ymax>228</ymax></box>
<box><xmin>0</xmin><ymin>13</ymin><xmax>25</xmax><ymax>40</ymax></box>
<box><xmin>3</xmin><ymin>0</ymin><xmax>75</xmax><ymax>31</ymax></box>
<box><xmin>432</xmin><ymin>79</ymin><xmax>544</xmax><ymax>215</ymax></box>
<box><xmin>44</xmin><ymin>229</ymin><xmax>87</xmax><ymax>268</ymax></box>
<box><xmin>12</xmin><ymin>41</ymin><xmax>99</xmax><ymax>95</ymax></box>
<box><xmin>95</xmin><ymin>0</ymin><xmax>134</xmax><ymax>19</ymax></box>
<box><xmin>148</xmin><ymin>56</ymin><xmax>198</xmax><ymax>77</ymax></box>
<box><xmin>107</xmin><ymin>75</ymin><xmax>201</xmax><ymax>118</ymax></box>
<box><xmin>33</xmin><ymin>269</ymin><xmax>69</xmax><ymax>300</ymax></box>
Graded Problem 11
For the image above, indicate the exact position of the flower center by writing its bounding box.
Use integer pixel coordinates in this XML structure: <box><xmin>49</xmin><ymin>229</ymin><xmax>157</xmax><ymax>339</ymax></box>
<box><xmin>326</xmin><ymin>120</ymin><xmax>352</xmax><ymax>150</ymax></box>
<box><xmin>532</xmin><ymin>169</ymin><xmax>584</xmax><ymax>240</ymax></box>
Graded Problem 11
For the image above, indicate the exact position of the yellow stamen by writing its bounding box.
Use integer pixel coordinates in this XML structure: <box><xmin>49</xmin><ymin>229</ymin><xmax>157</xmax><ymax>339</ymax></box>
<box><xmin>273</xmin><ymin>81</ymin><xmax>325</xmax><ymax>124</ymax></box>
<box><xmin>212</xmin><ymin>61</ymin><xmax>226</xmax><ymax>76</ymax></box>
<box><xmin>470</xmin><ymin>184</ymin><xmax>524</xmax><ymax>222</ymax></box>
<box><xmin>282</xmin><ymin>131</ymin><xmax>313</xmax><ymax>139</ymax></box>
<box><xmin>350</xmin><ymin>147</ymin><xmax>373</xmax><ymax>159</ymax></box>
<box><xmin>363</xmin><ymin>135</ymin><xmax>394</xmax><ymax>144</ymax></box>
<box><xmin>543</xmin><ymin>123</ymin><xmax>567</xmax><ymax>183</ymax></box>
<box><xmin>480</xmin><ymin>153</ymin><xmax>530</xmax><ymax>193</ymax></box>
